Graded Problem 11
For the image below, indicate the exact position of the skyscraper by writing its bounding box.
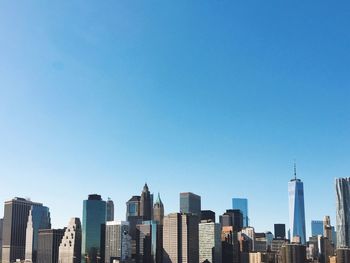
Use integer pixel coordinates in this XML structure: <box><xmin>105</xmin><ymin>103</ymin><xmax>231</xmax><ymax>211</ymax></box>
<box><xmin>199</xmin><ymin>221</ymin><xmax>222</xmax><ymax>263</ymax></box>
<box><xmin>104</xmin><ymin>221</ymin><xmax>131</xmax><ymax>263</ymax></box>
<box><xmin>336</xmin><ymin>177</ymin><xmax>350</xmax><ymax>248</ymax></box>
<box><xmin>311</xmin><ymin>220</ymin><xmax>323</xmax><ymax>237</ymax></box>
<box><xmin>153</xmin><ymin>193</ymin><xmax>164</xmax><ymax>225</ymax></box>
<box><xmin>1</xmin><ymin>197</ymin><xmax>44</xmax><ymax>263</ymax></box>
<box><xmin>37</xmin><ymin>229</ymin><xmax>65</xmax><ymax>263</ymax></box>
<box><xmin>0</xmin><ymin>218</ymin><xmax>3</xmax><ymax>262</ymax></box>
<box><xmin>219</xmin><ymin>209</ymin><xmax>243</xmax><ymax>231</ymax></box>
<box><xmin>288</xmin><ymin>164</ymin><xmax>306</xmax><ymax>244</ymax></box>
<box><xmin>107</xmin><ymin>198</ymin><xmax>115</xmax><ymax>222</ymax></box>
<box><xmin>58</xmin><ymin>218</ymin><xmax>82</xmax><ymax>263</ymax></box>
<box><xmin>82</xmin><ymin>194</ymin><xmax>107</xmax><ymax>263</ymax></box>
<box><xmin>126</xmin><ymin>196</ymin><xmax>141</xmax><ymax>218</ymax></box>
<box><xmin>140</xmin><ymin>183</ymin><xmax>152</xmax><ymax>221</ymax></box>
<box><xmin>201</xmin><ymin>210</ymin><xmax>216</xmax><ymax>223</ymax></box>
<box><xmin>232</xmin><ymin>198</ymin><xmax>249</xmax><ymax>227</ymax></box>
<box><xmin>25</xmin><ymin>205</ymin><xmax>51</xmax><ymax>263</ymax></box>
<box><xmin>179</xmin><ymin>192</ymin><xmax>201</xmax><ymax>217</ymax></box>
<box><xmin>274</xmin><ymin>224</ymin><xmax>286</xmax><ymax>240</ymax></box>
<box><xmin>162</xmin><ymin>213</ymin><xmax>199</xmax><ymax>263</ymax></box>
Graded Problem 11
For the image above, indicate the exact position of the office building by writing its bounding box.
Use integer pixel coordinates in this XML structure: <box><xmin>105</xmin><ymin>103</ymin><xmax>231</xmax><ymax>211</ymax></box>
<box><xmin>25</xmin><ymin>205</ymin><xmax>51</xmax><ymax>263</ymax></box>
<box><xmin>179</xmin><ymin>192</ymin><xmax>201</xmax><ymax>217</ymax></box>
<box><xmin>107</xmin><ymin>198</ymin><xmax>115</xmax><ymax>222</ymax></box>
<box><xmin>274</xmin><ymin>224</ymin><xmax>286</xmax><ymax>239</ymax></box>
<box><xmin>126</xmin><ymin>196</ymin><xmax>141</xmax><ymax>219</ymax></box>
<box><xmin>323</xmin><ymin>216</ymin><xmax>333</xmax><ymax>240</ymax></box>
<box><xmin>336</xmin><ymin>177</ymin><xmax>350</xmax><ymax>247</ymax></box>
<box><xmin>239</xmin><ymin>227</ymin><xmax>255</xmax><ymax>252</ymax></box>
<box><xmin>280</xmin><ymin>243</ymin><xmax>306</xmax><ymax>263</ymax></box>
<box><xmin>201</xmin><ymin>210</ymin><xmax>215</xmax><ymax>223</ymax></box>
<box><xmin>58</xmin><ymin>218</ymin><xmax>82</xmax><ymax>263</ymax></box>
<box><xmin>153</xmin><ymin>193</ymin><xmax>164</xmax><ymax>225</ymax></box>
<box><xmin>311</xmin><ymin>220</ymin><xmax>323</xmax><ymax>237</ymax></box>
<box><xmin>336</xmin><ymin>247</ymin><xmax>350</xmax><ymax>263</ymax></box>
<box><xmin>140</xmin><ymin>183</ymin><xmax>152</xmax><ymax>221</ymax></box>
<box><xmin>136</xmin><ymin>220</ymin><xmax>162</xmax><ymax>263</ymax></box>
<box><xmin>199</xmin><ymin>222</ymin><xmax>222</xmax><ymax>263</ymax></box>
<box><xmin>232</xmin><ymin>198</ymin><xmax>249</xmax><ymax>227</ymax></box>
<box><xmin>104</xmin><ymin>221</ymin><xmax>131</xmax><ymax>263</ymax></box>
<box><xmin>82</xmin><ymin>194</ymin><xmax>107</xmax><ymax>263</ymax></box>
<box><xmin>219</xmin><ymin>209</ymin><xmax>243</xmax><ymax>231</ymax></box>
<box><xmin>288</xmin><ymin>165</ymin><xmax>306</xmax><ymax>244</ymax></box>
<box><xmin>162</xmin><ymin>213</ymin><xmax>199</xmax><ymax>263</ymax></box>
<box><xmin>221</xmin><ymin>226</ymin><xmax>240</xmax><ymax>263</ymax></box>
<box><xmin>37</xmin><ymin>229</ymin><xmax>65</xmax><ymax>263</ymax></box>
<box><xmin>0</xmin><ymin>218</ymin><xmax>3</xmax><ymax>262</ymax></box>
<box><xmin>2</xmin><ymin>197</ymin><xmax>43</xmax><ymax>263</ymax></box>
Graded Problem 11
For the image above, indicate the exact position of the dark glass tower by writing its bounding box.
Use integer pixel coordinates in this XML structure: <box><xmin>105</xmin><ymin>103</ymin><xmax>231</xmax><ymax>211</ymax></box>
<box><xmin>140</xmin><ymin>183</ymin><xmax>152</xmax><ymax>221</ymax></box>
<box><xmin>1</xmin><ymin>197</ymin><xmax>43</xmax><ymax>263</ymax></box>
<box><xmin>179</xmin><ymin>192</ymin><xmax>201</xmax><ymax>217</ymax></box>
<box><xmin>106</xmin><ymin>198</ymin><xmax>114</xmax><ymax>222</ymax></box>
<box><xmin>274</xmin><ymin>224</ymin><xmax>286</xmax><ymax>239</ymax></box>
<box><xmin>232</xmin><ymin>198</ymin><xmax>249</xmax><ymax>227</ymax></box>
<box><xmin>82</xmin><ymin>194</ymin><xmax>106</xmax><ymax>263</ymax></box>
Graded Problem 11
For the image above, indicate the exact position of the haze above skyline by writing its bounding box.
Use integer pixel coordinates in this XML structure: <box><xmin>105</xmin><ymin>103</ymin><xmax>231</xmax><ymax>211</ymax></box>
<box><xmin>0</xmin><ymin>1</ymin><xmax>349</xmax><ymax>236</ymax></box>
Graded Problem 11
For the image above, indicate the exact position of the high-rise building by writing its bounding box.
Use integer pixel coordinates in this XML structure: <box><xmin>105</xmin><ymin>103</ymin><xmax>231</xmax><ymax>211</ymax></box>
<box><xmin>107</xmin><ymin>198</ymin><xmax>115</xmax><ymax>222</ymax></box>
<box><xmin>199</xmin><ymin>222</ymin><xmax>222</xmax><ymax>263</ymax></box>
<box><xmin>232</xmin><ymin>198</ymin><xmax>249</xmax><ymax>227</ymax></box>
<box><xmin>82</xmin><ymin>194</ymin><xmax>107</xmax><ymax>263</ymax></box>
<box><xmin>153</xmin><ymin>193</ymin><xmax>164</xmax><ymax>225</ymax></box>
<box><xmin>37</xmin><ymin>229</ymin><xmax>65</xmax><ymax>263</ymax></box>
<box><xmin>336</xmin><ymin>177</ymin><xmax>350</xmax><ymax>248</ymax></box>
<box><xmin>311</xmin><ymin>220</ymin><xmax>323</xmax><ymax>237</ymax></box>
<box><xmin>200</xmin><ymin>210</ymin><xmax>215</xmax><ymax>223</ymax></box>
<box><xmin>140</xmin><ymin>183</ymin><xmax>152</xmax><ymax>221</ymax></box>
<box><xmin>25</xmin><ymin>205</ymin><xmax>51</xmax><ymax>263</ymax></box>
<box><xmin>104</xmin><ymin>221</ymin><xmax>131</xmax><ymax>263</ymax></box>
<box><xmin>221</xmin><ymin>226</ymin><xmax>240</xmax><ymax>263</ymax></box>
<box><xmin>126</xmin><ymin>196</ymin><xmax>141</xmax><ymax>218</ymax></box>
<box><xmin>162</xmin><ymin>213</ymin><xmax>199</xmax><ymax>263</ymax></box>
<box><xmin>1</xmin><ymin>197</ymin><xmax>43</xmax><ymax>263</ymax></box>
<box><xmin>280</xmin><ymin>243</ymin><xmax>306</xmax><ymax>263</ymax></box>
<box><xmin>323</xmin><ymin>216</ymin><xmax>333</xmax><ymax>242</ymax></box>
<box><xmin>0</xmin><ymin>218</ymin><xmax>3</xmax><ymax>262</ymax></box>
<box><xmin>58</xmin><ymin>218</ymin><xmax>82</xmax><ymax>263</ymax></box>
<box><xmin>136</xmin><ymin>220</ymin><xmax>162</xmax><ymax>263</ymax></box>
<box><xmin>274</xmin><ymin>224</ymin><xmax>286</xmax><ymax>239</ymax></box>
<box><xmin>288</xmin><ymin>165</ymin><xmax>306</xmax><ymax>244</ymax></box>
<box><xmin>239</xmin><ymin>227</ymin><xmax>255</xmax><ymax>252</ymax></box>
<box><xmin>336</xmin><ymin>247</ymin><xmax>350</xmax><ymax>263</ymax></box>
<box><xmin>179</xmin><ymin>192</ymin><xmax>201</xmax><ymax>217</ymax></box>
<box><xmin>219</xmin><ymin>209</ymin><xmax>243</xmax><ymax>231</ymax></box>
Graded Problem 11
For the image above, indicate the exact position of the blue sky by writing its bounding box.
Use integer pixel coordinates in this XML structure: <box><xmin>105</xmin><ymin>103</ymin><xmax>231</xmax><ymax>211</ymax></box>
<box><xmin>0</xmin><ymin>1</ymin><xmax>349</xmax><ymax>236</ymax></box>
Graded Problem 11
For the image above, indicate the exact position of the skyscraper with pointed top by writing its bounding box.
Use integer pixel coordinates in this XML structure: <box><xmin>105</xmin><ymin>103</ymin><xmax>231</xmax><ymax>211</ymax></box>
<box><xmin>288</xmin><ymin>163</ymin><xmax>306</xmax><ymax>244</ymax></box>
<box><xmin>140</xmin><ymin>183</ymin><xmax>152</xmax><ymax>221</ymax></box>
<box><xmin>153</xmin><ymin>193</ymin><xmax>164</xmax><ymax>225</ymax></box>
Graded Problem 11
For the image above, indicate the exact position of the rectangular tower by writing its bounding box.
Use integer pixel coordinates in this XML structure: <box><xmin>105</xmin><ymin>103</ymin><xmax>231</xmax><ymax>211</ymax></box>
<box><xmin>232</xmin><ymin>198</ymin><xmax>249</xmax><ymax>227</ymax></box>
<box><xmin>179</xmin><ymin>192</ymin><xmax>201</xmax><ymax>217</ymax></box>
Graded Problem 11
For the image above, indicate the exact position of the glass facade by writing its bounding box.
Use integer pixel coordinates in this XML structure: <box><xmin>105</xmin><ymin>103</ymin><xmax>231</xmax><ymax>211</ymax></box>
<box><xmin>232</xmin><ymin>198</ymin><xmax>249</xmax><ymax>227</ymax></box>
<box><xmin>82</xmin><ymin>194</ymin><xmax>106</xmax><ymax>263</ymax></box>
<box><xmin>179</xmin><ymin>192</ymin><xmax>201</xmax><ymax>217</ymax></box>
<box><xmin>288</xmin><ymin>179</ymin><xmax>306</xmax><ymax>244</ymax></box>
<box><xmin>311</xmin><ymin>220</ymin><xmax>323</xmax><ymax>237</ymax></box>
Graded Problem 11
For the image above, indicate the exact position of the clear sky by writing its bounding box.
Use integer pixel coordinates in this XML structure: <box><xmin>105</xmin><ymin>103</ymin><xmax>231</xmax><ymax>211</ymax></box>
<box><xmin>0</xmin><ymin>1</ymin><xmax>349</xmax><ymax>237</ymax></box>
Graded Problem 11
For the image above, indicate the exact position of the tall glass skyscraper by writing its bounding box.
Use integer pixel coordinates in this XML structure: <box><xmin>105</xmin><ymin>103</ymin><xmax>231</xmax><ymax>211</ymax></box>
<box><xmin>336</xmin><ymin>177</ymin><xmax>350</xmax><ymax>248</ymax></box>
<box><xmin>232</xmin><ymin>198</ymin><xmax>249</xmax><ymax>227</ymax></box>
<box><xmin>82</xmin><ymin>194</ymin><xmax>106</xmax><ymax>263</ymax></box>
<box><xmin>288</xmin><ymin>167</ymin><xmax>306</xmax><ymax>244</ymax></box>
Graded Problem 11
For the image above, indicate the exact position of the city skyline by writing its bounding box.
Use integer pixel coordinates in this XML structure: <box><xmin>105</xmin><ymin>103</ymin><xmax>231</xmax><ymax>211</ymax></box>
<box><xmin>1</xmin><ymin>1</ymin><xmax>349</xmax><ymax>240</ymax></box>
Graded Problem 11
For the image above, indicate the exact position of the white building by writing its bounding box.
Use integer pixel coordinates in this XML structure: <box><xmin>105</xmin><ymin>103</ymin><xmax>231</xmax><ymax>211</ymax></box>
<box><xmin>105</xmin><ymin>221</ymin><xmax>131</xmax><ymax>263</ymax></box>
<box><xmin>58</xmin><ymin>218</ymin><xmax>82</xmax><ymax>263</ymax></box>
<box><xmin>199</xmin><ymin>222</ymin><xmax>222</xmax><ymax>263</ymax></box>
